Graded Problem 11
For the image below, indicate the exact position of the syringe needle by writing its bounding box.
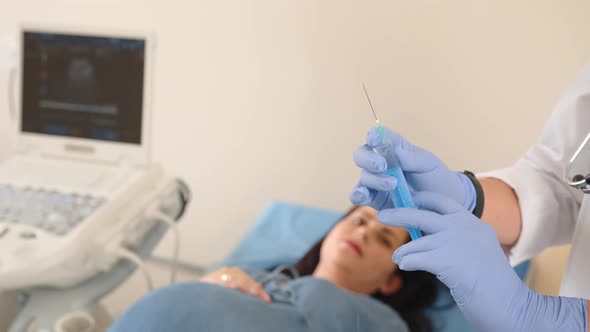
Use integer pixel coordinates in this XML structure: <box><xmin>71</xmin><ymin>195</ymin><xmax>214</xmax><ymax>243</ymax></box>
<box><xmin>362</xmin><ymin>83</ymin><xmax>385</xmax><ymax>140</ymax></box>
<box><xmin>362</xmin><ymin>83</ymin><xmax>379</xmax><ymax>121</ymax></box>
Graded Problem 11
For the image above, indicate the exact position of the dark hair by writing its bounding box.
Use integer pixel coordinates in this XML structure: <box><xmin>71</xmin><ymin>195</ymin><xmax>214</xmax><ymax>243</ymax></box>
<box><xmin>293</xmin><ymin>207</ymin><xmax>438</xmax><ymax>332</ymax></box>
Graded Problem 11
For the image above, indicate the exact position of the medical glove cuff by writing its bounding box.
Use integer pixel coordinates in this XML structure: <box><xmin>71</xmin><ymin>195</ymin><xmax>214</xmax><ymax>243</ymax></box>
<box><xmin>459</xmin><ymin>171</ymin><xmax>481</xmax><ymax>217</ymax></box>
<box><xmin>514</xmin><ymin>288</ymin><xmax>589</xmax><ymax>332</ymax></box>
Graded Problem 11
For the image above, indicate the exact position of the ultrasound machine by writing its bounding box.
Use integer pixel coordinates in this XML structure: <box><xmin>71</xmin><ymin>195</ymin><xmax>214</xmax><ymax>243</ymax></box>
<box><xmin>0</xmin><ymin>24</ymin><xmax>189</xmax><ymax>332</ymax></box>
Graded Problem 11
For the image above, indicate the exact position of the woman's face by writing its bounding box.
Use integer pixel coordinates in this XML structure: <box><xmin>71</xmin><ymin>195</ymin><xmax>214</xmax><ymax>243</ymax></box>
<box><xmin>317</xmin><ymin>206</ymin><xmax>410</xmax><ymax>295</ymax></box>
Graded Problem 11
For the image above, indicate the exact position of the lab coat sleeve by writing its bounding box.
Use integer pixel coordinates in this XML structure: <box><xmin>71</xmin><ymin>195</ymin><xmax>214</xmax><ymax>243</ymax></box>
<box><xmin>479</xmin><ymin>62</ymin><xmax>590</xmax><ymax>266</ymax></box>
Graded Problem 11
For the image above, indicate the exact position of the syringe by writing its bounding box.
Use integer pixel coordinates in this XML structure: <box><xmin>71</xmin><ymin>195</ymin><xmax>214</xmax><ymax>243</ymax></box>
<box><xmin>362</xmin><ymin>84</ymin><xmax>422</xmax><ymax>240</ymax></box>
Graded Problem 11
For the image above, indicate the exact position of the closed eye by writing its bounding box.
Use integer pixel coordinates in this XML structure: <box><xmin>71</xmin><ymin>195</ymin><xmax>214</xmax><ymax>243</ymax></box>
<box><xmin>353</xmin><ymin>217</ymin><xmax>367</xmax><ymax>225</ymax></box>
<box><xmin>379</xmin><ymin>235</ymin><xmax>393</xmax><ymax>248</ymax></box>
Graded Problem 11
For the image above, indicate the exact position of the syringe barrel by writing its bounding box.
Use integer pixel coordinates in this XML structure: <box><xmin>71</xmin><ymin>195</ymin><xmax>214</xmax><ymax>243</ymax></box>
<box><xmin>373</xmin><ymin>139</ymin><xmax>401</xmax><ymax>169</ymax></box>
<box><xmin>373</xmin><ymin>139</ymin><xmax>422</xmax><ymax>240</ymax></box>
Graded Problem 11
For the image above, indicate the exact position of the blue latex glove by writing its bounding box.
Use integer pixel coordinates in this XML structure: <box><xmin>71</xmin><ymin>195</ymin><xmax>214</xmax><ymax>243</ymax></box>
<box><xmin>350</xmin><ymin>127</ymin><xmax>477</xmax><ymax>212</ymax></box>
<box><xmin>384</xmin><ymin>192</ymin><xmax>588</xmax><ymax>332</ymax></box>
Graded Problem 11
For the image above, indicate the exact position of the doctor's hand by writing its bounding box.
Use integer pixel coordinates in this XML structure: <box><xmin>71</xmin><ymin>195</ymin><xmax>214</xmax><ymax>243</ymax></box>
<box><xmin>200</xmin><ymin>267</ymin><xmax>271</xmax><ymax>303</ymax></box>
<box><xmin>383</xmin><ymin>192</ymin><xmax>587</xmax><ymax>332</ymax></box>
<box><xmin>349</xmin><ymin>127</ymin><xmax>476</xmax><ymax>212</ymax></box>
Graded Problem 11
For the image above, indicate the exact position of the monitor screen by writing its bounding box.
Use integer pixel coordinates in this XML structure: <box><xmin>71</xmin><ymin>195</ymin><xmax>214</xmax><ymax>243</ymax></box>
<box><xmin>21</xmin><ymin>31</ymin><xmax>145</xmax><ymax>144</ymax></box>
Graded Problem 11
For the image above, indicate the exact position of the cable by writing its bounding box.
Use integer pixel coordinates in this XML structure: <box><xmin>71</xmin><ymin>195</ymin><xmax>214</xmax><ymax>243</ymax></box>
<box><xmin>151</xmin><ymin>210</ymin><xmax>180</xmax><ymax>284</ymax></box>
<box><xmin>114</xmin><ymin>247</ymin><xmax>154</xmax><ymax>291</ymax></box>
<box><xmin>147</xmin><ymin>256</ymin><xmax>207</xmax><ymax>277</ymax></box>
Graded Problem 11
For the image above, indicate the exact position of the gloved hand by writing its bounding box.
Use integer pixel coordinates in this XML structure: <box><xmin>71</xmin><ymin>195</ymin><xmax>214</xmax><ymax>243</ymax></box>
<box><xmin>383</xmin><ymin>192</ymin><xmax>588</xmax><ymax>332</ymax></box>
<box><xmin>350</xmin><ymin>127</ymin><xmax>476</xmax><ymax>212</ymax></box>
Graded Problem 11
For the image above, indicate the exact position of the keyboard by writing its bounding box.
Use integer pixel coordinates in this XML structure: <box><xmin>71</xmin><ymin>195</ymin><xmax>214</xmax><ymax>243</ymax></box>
<box><xmin>0</xmin><ymin>185</ymin><xmax>105</xmax><ymax>237</ymax></box>
<box><xmin>0</xmin><ymin>164</ymin><xmax>169</xmax><ymax>291</ymax></box>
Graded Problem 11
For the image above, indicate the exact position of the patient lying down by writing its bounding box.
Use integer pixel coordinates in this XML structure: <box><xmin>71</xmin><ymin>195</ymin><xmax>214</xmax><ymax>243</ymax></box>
<box><xmin>108</xmin><ymin>206</ymin><xmax>438</xmax><ymax>332</ymax></box>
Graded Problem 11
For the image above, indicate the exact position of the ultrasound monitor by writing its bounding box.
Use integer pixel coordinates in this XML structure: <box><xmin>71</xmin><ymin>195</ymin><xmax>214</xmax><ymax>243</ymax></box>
<box><xmin>21</xmin><ymin>31</ymin><xmax>146</xmax><ymax>145</ymax></box>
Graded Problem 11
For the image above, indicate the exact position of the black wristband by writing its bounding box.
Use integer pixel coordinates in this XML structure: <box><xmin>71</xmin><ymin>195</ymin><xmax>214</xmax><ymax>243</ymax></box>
<box><xmin>463</xmin><ymin>170</ymin><xmax>485</xmax><ymax>218</ymax></box>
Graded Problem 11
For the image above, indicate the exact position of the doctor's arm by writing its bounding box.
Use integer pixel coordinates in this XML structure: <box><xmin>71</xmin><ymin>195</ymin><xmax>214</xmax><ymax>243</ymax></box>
<box><xmin>478</xmin><ymin>178</ymin><xmax>521</xmax><ymax>252</ymax></box>
<box><xmin>479</xmin><ymin>62</ymin><xmax>590</xmax><ymax>264</ymax></box>
<box><xmin>476</xmin><ymin>181</ymin><xmax>590</xmax><ymax>332</ymax></box>
<box><xmin>385</xmin><ymin>192</ymin><xmax>589</xmax><ymax>332</ymax></box>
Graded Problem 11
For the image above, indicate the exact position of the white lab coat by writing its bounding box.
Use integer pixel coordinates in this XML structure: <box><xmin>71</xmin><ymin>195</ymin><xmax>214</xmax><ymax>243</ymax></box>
<box><xmin>479</xmin><ymin>62</ymin><xmax>590</xmax><ymax>272</ymax></box>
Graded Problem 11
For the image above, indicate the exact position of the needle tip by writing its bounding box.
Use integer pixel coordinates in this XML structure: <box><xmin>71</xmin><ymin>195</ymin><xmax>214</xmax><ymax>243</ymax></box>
<box><xmin>361</xmin><ymin>83</ymin><xmax>379</xmax><ymax>121</ymax></box>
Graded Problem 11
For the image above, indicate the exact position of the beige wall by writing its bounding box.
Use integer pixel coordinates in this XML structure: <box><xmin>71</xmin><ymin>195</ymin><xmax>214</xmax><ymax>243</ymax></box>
<box><xmin>526</xmin><ymin>245</ymin><xmax>572</xmax><ymax>296</ymax></box>
<box><xmin>0</xmin><ymin>0</ymin><xmax>589</xmax><ymax>316</ymax></box>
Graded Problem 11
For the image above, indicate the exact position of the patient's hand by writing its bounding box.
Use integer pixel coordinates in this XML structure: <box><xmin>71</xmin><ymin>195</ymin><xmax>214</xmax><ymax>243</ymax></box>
<box><xmin>200</xmin><ymin>267</ymin><xmax>271</xmax><ymax>303</ymax></box>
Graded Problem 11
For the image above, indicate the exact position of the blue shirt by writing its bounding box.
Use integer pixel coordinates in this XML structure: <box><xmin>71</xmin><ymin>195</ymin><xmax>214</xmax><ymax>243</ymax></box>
<box><xmin>108</xmin><ymin>266</ymin><xmax>409</xmax><ymax>332</ymax></box>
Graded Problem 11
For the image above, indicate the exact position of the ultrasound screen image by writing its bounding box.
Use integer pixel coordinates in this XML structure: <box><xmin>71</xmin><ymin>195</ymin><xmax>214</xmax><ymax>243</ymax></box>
<box><xmin>21</xmin><ymin>31</ymin><xmax>146</xmax><ymax>144</ymax></box>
